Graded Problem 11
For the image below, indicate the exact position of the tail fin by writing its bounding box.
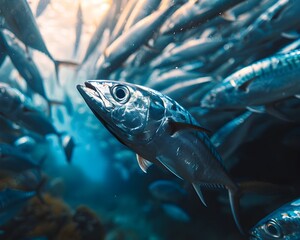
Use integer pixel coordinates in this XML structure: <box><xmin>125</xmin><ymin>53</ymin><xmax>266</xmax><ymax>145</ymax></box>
<box><xmin>46</xmin><ymin>99</ymin><xmax>64</xmax><ymax>118</ymax></box>
<box><xmin>228</xmin><ymin>187</ymin><xmax>244</xmax><ymax>235</ymax></box>
<box><xmin>54</xmin><ymin>60</ymin><xmax>79</xmax><ymax>84</ymax></box>
<box><xmin>228</xmin><ymin>181</ymin><xmax>295</xmax><ymax>234</ymax></box>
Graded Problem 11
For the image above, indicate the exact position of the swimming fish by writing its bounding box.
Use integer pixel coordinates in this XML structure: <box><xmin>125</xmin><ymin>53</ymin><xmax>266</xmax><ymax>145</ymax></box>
<box><xmin>95</xmin><ymin>5</ymin><xmax>178</xmax><ymax>78</ymax></box>
<box><xmin>77</xmin><ymin>80</ymin><xmax>243</xmax><ymax>232</ymax></box>
<box><xmin>123</xmin><ymin>0</ymin><xmax>161</xmax><ymax>32</ymax></box>
<box><xmin>0</xmin><ymin>0</ymin><xmax>78</xmax><ymax>82</ymax></box>
<box><xmin>149</xmin><ymin>180</ymin><xmax>187</xmax><ymax>202</ymax></box>
<box><xmin>162</xmin><ymin>203</ymin><xmax>190</xmax><ymax>222</ymax></box>
<box><xmin>0</xmin><ymin>143</ymin><xmax>40</xmax><ymax>173</ymax></box>
<box><xmin>249</xmin><ymin>198</ymin><xmax>300</xmax><ymax>239</ymax></box>
<box><xmin>0</xmin><ymin>176</ymin><xmax>45</xmax><ymax>226</ymax></box>
<box><xmin>0</xmin><ymin>83</ymin><xmax>58</xmax><ymax>136</ymax></box>
<box><xmin>159</xmin><ymin>0</ymin><xmax>246</xmax><ymax>35</ymax></box>
<box><xmin>73</xmin><ymin>2</ymin><xmax>83</xmax><ymax>58</ymax></box>
<box><xmin>201</xmin><ymin>49</ymin><xmax>300</xmax><ymax>113</ymax></box>
<box><xmin>0</xmin><ymin>30</ymin><xmax>48</xmax><ymax>105</ymax></box>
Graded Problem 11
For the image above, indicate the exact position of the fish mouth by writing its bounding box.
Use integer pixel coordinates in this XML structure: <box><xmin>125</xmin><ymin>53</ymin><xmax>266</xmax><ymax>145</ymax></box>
<box><xmin>77</xmin><ymin>82</ymin><xmax>111</xmax><ymax>128</ymax></box>
<box><xmin>77</xmin><ymin>82</ymin><xmax>105</xmax><ymax>116</ymax></box>
<box><xmin>77</xmin><ymin>82</ymin><xmax>104</xmax><ymax>106</ymax></box>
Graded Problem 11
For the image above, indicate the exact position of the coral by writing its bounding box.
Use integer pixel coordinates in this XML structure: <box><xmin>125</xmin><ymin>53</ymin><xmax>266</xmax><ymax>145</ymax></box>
<box><xmin>0</xmin><ymin>195</ymin><xmax>106</xmax><ymax>240</ymax></box>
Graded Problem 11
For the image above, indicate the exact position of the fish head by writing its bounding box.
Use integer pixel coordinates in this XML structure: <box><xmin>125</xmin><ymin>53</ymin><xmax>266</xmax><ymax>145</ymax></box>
<box><xmin>0</xmin><ymin>83</ymin><xmax>23</xmax><ymax>113</ymax></box>
<box><xmin>249</xmin><ymin>203</ymin><xmax>300</xmax><ymax>240</ymax></box>
<box><xmin>77</xmin><ymin>80</ymin><xmax>166</xmax><ymax>147</ymax></box>
<box><xmin>201</xmin><ymin>86</ymin><xmax>228</xmax><ymax>109</ymax></box>
<box><xmin>249</xmin><ymin>218</ymin><xmax>284</xmax><ymax>240</ymax></box>
<box><xmin>200</xmin><ymin>80</ymin><xmax>242</xmax><ymax>110</ymax></box>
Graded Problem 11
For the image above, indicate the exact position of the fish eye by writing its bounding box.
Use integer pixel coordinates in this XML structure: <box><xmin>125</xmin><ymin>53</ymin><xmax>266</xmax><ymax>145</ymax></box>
<box><xmin>264</xmin><ymin>220</ymin><xmax>282</xmax><ymax>238</ymax></box>
<box><xmin>112</xmin><ymin>85</ymin><xmax>130</xmax><ymax>103</ymax></box>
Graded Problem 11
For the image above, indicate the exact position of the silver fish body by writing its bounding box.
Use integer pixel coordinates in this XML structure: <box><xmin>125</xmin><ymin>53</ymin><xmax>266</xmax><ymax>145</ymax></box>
<box><xmin>77</xmin><ymin>80</ymin><xmax>242</xmax><ymax>232</ymax></box>
<box><xmin>201</xmin><ymin>49</ymin><xmax>300</xmax><ymax>110</ymax></box>
<box><xmin>0</xmin><ymin>30</ymin><xmax>47</xmax><ymax>101</ymax></box>
<box><xmin>250</xmin><ymin>198</ymin><xmax>300</xmax><ymax>240</ymax></box>
<box><xmin>0</xmin><ymin>143</ymin><xmax>39</xmax><ymax>173</ymax></box>
<box><xmin>95</xmin><ymin>6</ymin><xmax>177</xmax><ymax>78</ymax></box>
<box><xmin>0</xmin><ymin>83</ymin><xmax>57</xmax><ymax>136</ymax></box>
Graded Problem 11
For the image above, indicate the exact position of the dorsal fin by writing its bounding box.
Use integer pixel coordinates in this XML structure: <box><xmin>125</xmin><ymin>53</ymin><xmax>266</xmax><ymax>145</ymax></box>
<box><xmin>136</xmin><ymin>154</ymin><xmax>153</xmax><ymax>173</ymax></box>
<box><xmin>167</xmin><ymin>118</ymin><xmax>211</xmax><ymax>135</ymax></box>
<box><xmin>192</xmin><ymin>183</ymin><xmax>207</xmax><ymax>207</ymax></box>
<box><xmin>237</xmin><ymin>76</ymin><xmax>257</xmax><ymax>92</ymax></box>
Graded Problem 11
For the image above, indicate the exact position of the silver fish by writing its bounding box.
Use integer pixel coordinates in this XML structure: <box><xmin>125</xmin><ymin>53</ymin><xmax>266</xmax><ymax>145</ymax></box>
<box><xmin>159</xmin><ymin>0</ymin><xmax>246</xmax><ymax>35</ymax></box>
<box><xmin>73</xmin><ymin>2</ymin><xmax>83</xmax><ymax>58</ymax></box>
<box><xmin>95</xmin><ymin>5</ymin><xmax>177</xmax><ymax>78</ymax></box>
<box><xmin>123</xmin><ymin>0</ymin><xmax>161</xmax><ymax>32</ymax></box>
<box><xmin>0</xmin><ymin>30</ymin><xmax>48</xmax><ymax>104</ymax></box>
<box><xmin>201</xmin><ymin>50</ymin><xmax>300</xmax><ymax>111</ymax></box>
<box><xmin>0</xmin><ymin>83</ymin><xmax>58</xmax><ymax>136</ymax></box>
<box><xmin>110</xmin><ymin>0</ymin><xmax>138</xmax><ymax>42</ymax></box>
<box><xmin>77</xmin><ymin>80</ymin><xmax>243</xmax><ymax>233</ymax></box>
<box><xmin>149</xmin><ymin>180</ymin><xmax>187</xmax><ymax>202</ymax></box>
<box><xmin>250</xmin><ymin>198</ymin><xmax>300</xmax><ymax>240</ymax></box>
<box><xmin>0</xmin><ymin>143</ymin><xmax>40</xmax><ymax>173</ymax></box>
<box><xmin>0</xmin><ymin>0</ymin><xmax>78</xmax><ymax>81</ymax></box>
<box><xmin>81</xmin><ymin>7</ymin><xmax>110</xmax><ymax>65</ymax></box>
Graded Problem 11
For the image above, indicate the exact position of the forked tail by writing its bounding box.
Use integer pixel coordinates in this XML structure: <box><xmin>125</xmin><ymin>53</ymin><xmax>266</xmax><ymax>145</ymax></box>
<box><xmin>227</xmin><ymin>181</ymin><xmax>294</xmax><ymax>235</ymax></box>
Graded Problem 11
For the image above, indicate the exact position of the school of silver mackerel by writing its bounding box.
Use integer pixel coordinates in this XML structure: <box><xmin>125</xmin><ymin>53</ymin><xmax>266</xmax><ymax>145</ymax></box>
<box><xmin>1</xmin><ymin>0</ymin><xmax>300</xmax><ymax>239</ymax></box>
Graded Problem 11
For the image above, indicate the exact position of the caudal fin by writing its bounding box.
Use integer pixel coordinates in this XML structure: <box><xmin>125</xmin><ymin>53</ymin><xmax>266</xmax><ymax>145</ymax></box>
<box><xmin>228</xmin><ymin>187</ymin><xmax>244</xmax><ymax>234</ymax></box>
<box><xmin>227</xmin><ymin>181</ymin><xmax>295</xmax><ymax>235</ymax></box>
<box><xmin>54</xmin><ymin>60</ymin><xmax>79</xmax><ymax>84</ymax></box>
<box><xmin>46</xmin><ymin>99</ymin><xmax>64</xmax><ymax>118</ymax></box>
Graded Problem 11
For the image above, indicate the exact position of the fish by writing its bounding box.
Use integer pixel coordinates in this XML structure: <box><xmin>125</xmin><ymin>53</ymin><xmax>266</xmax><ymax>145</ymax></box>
<box><xmin>0</xmin><ymin>0</ymin><xmax>78</xmax><ymax>82</ymax></box>
<box><xmin>13</xmin><ymin>136</ymin><xmax>37</xmax><ymax>153</ymax></box>
<box><xmin>150</xmin><ymin>38</ymin><xmax>225</xmax><ymax>68</ymax></box>
<box><xmin>123</xmin><ymin>0</ymin><xmax>161</xmax><ymax>32</ymax></box>
<box><xmin>0</xmin><ymin>143</ymin><xmax>40</xmax><ymax>173</ymax></box>
<box><xmin>159</xmin><ymin>0</ymin><xmax>247</xmax><ymax>35</ymax></box>
<box><xmin>35</xmin><ymin>0</ymin><xmax>51</xmax><ymax>18</ymax></box>
<box><xmin>80</xmin><ymin>7</ymin><xmax>110</xmax><ymax>65</ymax></box>
<box><xmin>77</xmin><ymin>80</ymin><xmax>245</xmax><ymax>233</ymax></box>
<box><xmin>210</xmin><ymin>111</ymin><xmax>255</xmax><ymax>161</ymax></box>
<box><xmin>0</xmin><ymin>30</ymin><xmax>49</xmax><ymax>106</ymax></box>
<box><xmin>0</xmin><ymin>117</ymin><xmax>25</xmax><ymax>144</ymax></box>
<box><xmin>110</xmin><ymin>0</ymin><xmax>138</xmax><ymax>42</ymax></box>
<box><xmin>95</xmin><ymin>5</ymin><xmax>178</xmax><ymax>79</ymax></box>
<box><xmin>0</xmin><ymin>83</ymin><xmax>58</xmax><ymax>136</ymax></box>
<box><xmin>149</xmin><ymin>180</ymin><xmax>187</xmax><ymax>202</ymax></box>
<box><xmin>162</xmin><ymin>203</ymin><xmax>190</xmax><ymax>222</ymax></box>
<box><xmin>73</xmin><ymin>2</ymin><xmax>83</xmax><ymax>58</ymax></box>
<box><xmin>0</xmin><ymin>176</ymin><xmax>44</xmax><ymax>226</ymax></box>
<box><xmin>201</xmin><ymin>49</ymin><xmax>300</xmax><ymax>114</ymax></box>
<box><xmin>146</xmin><ymin>68</ymin><xmax>206</xmax><ymax>91</ymax></box>
<box><xmin>207</xmin><ymin>0</ymin><xmax>300</xmax><ymax>71</ymax></box>
<box><xmin>249</xmin><ymin>198</ymin><xmax>300</xmax><ymax>240</ymax></box>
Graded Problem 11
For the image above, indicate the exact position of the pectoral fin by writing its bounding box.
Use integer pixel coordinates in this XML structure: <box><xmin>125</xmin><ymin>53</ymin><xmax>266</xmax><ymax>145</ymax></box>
<box><xmin>168</xmin><ymin>118</ymin><xmax>211</xmax><ymax>135</ymax></box>
<box><xmin>136</xmin><ymin>154</ymin><xmax>153</xmax><ymax>173</ymax></box>
<box><xmin>192</xmin><ymin>183</ymin><xmax>207</xmax><ymax>207</ymax></box>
